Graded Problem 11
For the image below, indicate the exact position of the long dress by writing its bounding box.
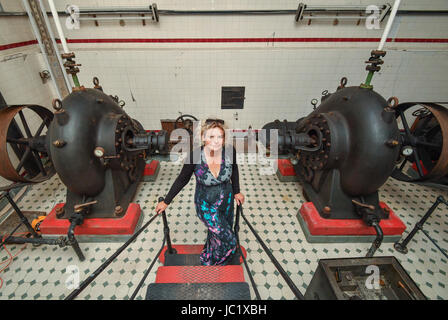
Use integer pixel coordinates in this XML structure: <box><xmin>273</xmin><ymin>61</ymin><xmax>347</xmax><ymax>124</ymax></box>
<box><xmin>164</xmin><ymin>146</ymin><xmax>240</xmax><ymax>266</ymax></box>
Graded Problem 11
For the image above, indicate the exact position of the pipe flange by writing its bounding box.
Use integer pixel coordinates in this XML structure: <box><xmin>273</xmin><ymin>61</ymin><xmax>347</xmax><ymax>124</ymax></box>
<box><xmin>298</xmin><ymin>113</ymin><xmax>332</xmax><ymax>170</ymax></box>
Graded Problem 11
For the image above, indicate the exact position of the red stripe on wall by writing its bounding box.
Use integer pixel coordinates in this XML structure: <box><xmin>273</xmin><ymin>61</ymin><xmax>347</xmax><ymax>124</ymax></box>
<box><xmin>0</xmin><ymin>40</ymin><xmax>37</xmax><ymax>51</ymax></box>
<box><xmin>393</xmin><ymin>38</ymin><xmax>448</xmax><ymax>43</ymax></box>
<box><xmin>1</xmin><ymin>37</ymin><xmax>448</xmax><ymax>51</ymax></box>
<box><xmin>65</xmin><ymin>37</ymin><xmax>448</xmax><ymax>44</ymax></box>
<box><xmin>65</xmin><ymin>37</ymin><xmax>382</xmax><ymax>43</ymax></box>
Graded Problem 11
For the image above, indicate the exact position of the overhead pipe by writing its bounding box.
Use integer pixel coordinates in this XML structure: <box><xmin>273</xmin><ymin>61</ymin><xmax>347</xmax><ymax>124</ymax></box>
<box><xmin>76</xmin><ymin>15</ymin><xmax>381</xmax><ymax>21</ymax></box>
<box><xmin>3</xmin><ymin>4</ymin><xmax>446</xmax><ymax>17</ymax></box>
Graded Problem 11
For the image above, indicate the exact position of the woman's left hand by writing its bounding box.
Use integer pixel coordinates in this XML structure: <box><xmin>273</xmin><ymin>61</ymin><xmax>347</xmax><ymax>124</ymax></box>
<box><xmin>234</xmin><ymin>193</ymin><xmax>245</xmax><ymax>206</ymax></box>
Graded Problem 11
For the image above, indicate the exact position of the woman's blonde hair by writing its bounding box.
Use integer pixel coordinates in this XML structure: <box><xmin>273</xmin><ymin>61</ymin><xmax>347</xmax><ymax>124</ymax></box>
<box><xmin>201</xmin><ymin>118</ymin><xmax>227</xmax><ymax>146</ymax></box>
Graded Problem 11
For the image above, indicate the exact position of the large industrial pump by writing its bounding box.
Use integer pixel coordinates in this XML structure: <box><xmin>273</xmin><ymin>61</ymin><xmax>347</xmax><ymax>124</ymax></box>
<box><xmin>0</xmin><ymin>79</ymin><xmax>168</xmax><ymax>233</ymax></box>
<box><xmin>263</xmin><ymin>78</ymin><xmax>401</xmax><ymax>228</ymax></box>
<box><xmin>262</xmin><ymin>81</ymin><xmax>448</xmax><ymax>250</ymax></box>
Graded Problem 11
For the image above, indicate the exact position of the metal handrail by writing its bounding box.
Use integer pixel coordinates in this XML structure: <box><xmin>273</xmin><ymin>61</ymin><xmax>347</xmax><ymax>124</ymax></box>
<box><xmin>64</xmin><ymin>210</ymin><xmax>161</xmax><ymax>300</ymax></box>
<box><xmin>130</xmin><ymin>233</ymin><xmax>166</xmax><ymax>300</ymax></box>
<box><xmin>238</xmin><ymin>205</ymin><xmax>305</xmax><ymax>300</ymax></box>
<box><xmin>234</xmin><ymin>204</ymin><xmax>261</xmax><ymax>300</ymax></box>
<box><xmin>130</xmin><ymin>196</ymin><xmax>173</xmax><ymax>299</ymax></box>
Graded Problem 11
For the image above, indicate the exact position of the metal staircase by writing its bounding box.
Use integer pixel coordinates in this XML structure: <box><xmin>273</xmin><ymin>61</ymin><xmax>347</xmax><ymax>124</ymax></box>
<box><xmin>146</xmin><ymin>244</ymin><xmax>250</xmax><ymax>300</ymax></box>
<box><xmin>65</xmin><ymin>198</ymin><xmax>305</xmax><ymax>300</ymax></box>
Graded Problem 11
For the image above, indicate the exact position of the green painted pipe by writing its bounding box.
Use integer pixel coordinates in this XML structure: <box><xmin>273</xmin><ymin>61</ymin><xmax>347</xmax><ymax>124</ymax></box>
<box><xmin>72</xmin><ymin>74</ymin><xmax>80</xmax><ymax>88</ymax></box>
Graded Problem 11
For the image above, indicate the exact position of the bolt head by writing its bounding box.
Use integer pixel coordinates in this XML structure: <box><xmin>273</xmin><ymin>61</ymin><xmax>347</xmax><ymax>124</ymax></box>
<box><xmin>53</xmin><ymin>140</ymin><xmax>66</xmax><ymax>148</ymax></box>
<box><xmin>114</xmin><ymin>206</ymin><xmax>124</xmax><ymax>216</ymax></box>
<box><xmin>55</xmin><ymin>206</ymin><xmax>65</xmax><ymax>217</ymax></box>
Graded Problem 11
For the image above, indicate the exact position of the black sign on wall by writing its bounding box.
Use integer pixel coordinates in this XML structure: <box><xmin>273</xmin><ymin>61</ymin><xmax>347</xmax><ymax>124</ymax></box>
<box><xmin>221</xmin><ymin>87</ymin><xmax>245</xmax><ymax>109</ymax></box>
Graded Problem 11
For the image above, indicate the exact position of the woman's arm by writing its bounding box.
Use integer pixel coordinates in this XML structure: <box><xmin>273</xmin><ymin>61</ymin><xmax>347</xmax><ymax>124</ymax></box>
<box><xmin>231</xmin><ymin>147</ymin><xmax>240</xmax><ymax>195</ymax></box>
<box><xmin>164</xmin><ymin>162</ymin><xmax>195</xmax><ymax>204</ymax></box>
<box><xmin>231</xmin><ymin>147</ymin><xmax>245</xmax><ymax>205</ymax></box>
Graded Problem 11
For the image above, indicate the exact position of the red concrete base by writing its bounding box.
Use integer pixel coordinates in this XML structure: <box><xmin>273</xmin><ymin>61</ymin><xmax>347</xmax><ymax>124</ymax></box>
<box><xmin>299</xmin><ymin>202</ymin><xmax>406</xmax><ymax>236</ymax></box>
<box><xmin>159</xmin><ymin>244</ymin><xmax>247</xmax><ymax>265</ymax></box>
<box><xmin>277</xmin><ymin>158</ymin><xmax>296</xmax><ymax>176</ymax></box>
<box><xmin>144</xmin><ymin>160</ymin><xmax>159</xmax><ymax>176</ymax></box>
<box><xmin>276</xmin><ymin>158</ymin><xmax>299</xmax><ymax>182</ymax></box>
<box><xmin>39</xmin><ymin>202</ymin><xmax>142</xmax><ymax>235</ymax></box>
<box><xmin>142</xmin><ymin>160</ymin><xmax>160</xmax><ymax>182</ymax></box>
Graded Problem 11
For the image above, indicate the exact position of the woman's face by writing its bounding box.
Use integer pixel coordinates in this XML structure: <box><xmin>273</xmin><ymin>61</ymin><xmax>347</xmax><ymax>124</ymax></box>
<box><xmin>203</xmin><ymin>127</ymin><xmax>224</xmax><ymax>152</ymax></box>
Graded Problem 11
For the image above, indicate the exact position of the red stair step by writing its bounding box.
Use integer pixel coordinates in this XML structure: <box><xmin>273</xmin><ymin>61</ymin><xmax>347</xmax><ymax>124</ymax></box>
<box><xmin>159</xmin><ymin>244</ymin><xmax>247</xmax><ymax>265</ymax></box>
<box><xmin>155</xmin><ymin>265</ymin><xmax>245</xmax><ymax>284</ymax></box>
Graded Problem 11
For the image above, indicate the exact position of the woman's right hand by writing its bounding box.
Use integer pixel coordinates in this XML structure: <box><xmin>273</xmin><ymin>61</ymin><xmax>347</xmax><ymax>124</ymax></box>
<box><xmin>155</xmin><ymin>201</ymin><xmax>168</xmax><ymax>215</ymax></box>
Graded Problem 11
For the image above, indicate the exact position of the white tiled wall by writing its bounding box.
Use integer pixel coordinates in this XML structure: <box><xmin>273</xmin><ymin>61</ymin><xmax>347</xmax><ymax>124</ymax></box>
<box><xmin>0</xmin><ymin>51</ymin><xmax>56</xmax><ymax>106</ymax></box>
<box><xmin>72</xmin><ymin>48</ymin><xmax>448</xmax><ymax>130</ymax></box>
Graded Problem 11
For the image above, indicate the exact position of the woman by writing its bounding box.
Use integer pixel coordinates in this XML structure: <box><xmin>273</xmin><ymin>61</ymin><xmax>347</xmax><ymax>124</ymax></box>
<box><xmin>155</xmin><ymin>120</ymin><xmax>245</xmax><ymax>266</ymax></box>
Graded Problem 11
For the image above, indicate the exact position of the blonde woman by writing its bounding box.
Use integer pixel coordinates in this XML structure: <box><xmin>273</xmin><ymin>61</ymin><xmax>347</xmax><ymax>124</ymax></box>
<box><xmin>155</xmin><ymin>119</ymin><xmax>245</xmax><ymax>266</ymax></box>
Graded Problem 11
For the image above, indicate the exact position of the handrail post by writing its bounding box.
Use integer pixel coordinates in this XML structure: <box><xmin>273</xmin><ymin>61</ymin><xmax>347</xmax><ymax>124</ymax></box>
<box><xmin>234</xmin><ymin>204</ymin><xmax>261</xmax><ymax>300</ymax></box>
<box><xmin>159</xmin><ymin>197</ymin><xmax>175</xmax><ymax>254</ymax></box>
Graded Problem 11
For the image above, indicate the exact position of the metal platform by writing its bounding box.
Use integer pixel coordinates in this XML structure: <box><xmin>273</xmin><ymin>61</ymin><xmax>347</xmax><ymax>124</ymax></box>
<box><xmin>146</xmin><ymin>282</ymin><xmax>251</xmax><ymax>300</ymax></box>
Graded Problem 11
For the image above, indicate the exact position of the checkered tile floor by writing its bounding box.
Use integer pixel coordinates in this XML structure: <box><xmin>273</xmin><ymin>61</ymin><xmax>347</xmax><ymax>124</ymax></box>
<box><xmin>0</xmin><ymin>153</ymin><xmax>447</xmax><ymax>300</ymax></box>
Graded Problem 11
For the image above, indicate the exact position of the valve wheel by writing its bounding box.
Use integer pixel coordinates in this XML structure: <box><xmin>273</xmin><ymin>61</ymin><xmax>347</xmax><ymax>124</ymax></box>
<box><xmin>174</xmin><ymin>114</ymin><xmax>198</xmax><ymax>135</ymax></box>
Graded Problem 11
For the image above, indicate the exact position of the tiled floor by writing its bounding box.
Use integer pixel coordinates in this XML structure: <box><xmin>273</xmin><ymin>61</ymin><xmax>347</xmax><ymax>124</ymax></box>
<box><xmin>0</xmin><ymin>152</ymin><xmax>447</xmax><ymax>300</ymax></box>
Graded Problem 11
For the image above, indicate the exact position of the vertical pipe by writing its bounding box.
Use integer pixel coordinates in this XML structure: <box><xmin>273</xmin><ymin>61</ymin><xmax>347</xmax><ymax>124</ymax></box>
<box><xmin>363</xmin><ymin>0</ymin><xmax>401</xmax><ymax>88</ymax></box>
<box><xmin>366</xmin><ymin>222</ymin><xmax>383</xmax><ymax>257</ymax></box>
<box><xmin>47</xmin><ymin>0</ymin><xmax>70</xmax><ymax>53</ymax></box>
<box><xmin>377</xmin><ymin>0</ymin><xmax>401</xmax><ymax>51</ymax></box>
<box><xmin>67</xmin><ymin>219</ymin><xmax>86</xmax><ymax>261</ymax></box>
<box><xmin>38</xmin><ymin>0</ymin><xmax>73</xmax><ymax>91</ymax></box>
<box><xmin>47</xmin><ymin>0</ymin><xmax>80</xmax><ymax>88</ymax></box>
<box><xmin>21</xmin><ymin>0</ymin><xmax>63</xmax><ymax>100</ymax></box>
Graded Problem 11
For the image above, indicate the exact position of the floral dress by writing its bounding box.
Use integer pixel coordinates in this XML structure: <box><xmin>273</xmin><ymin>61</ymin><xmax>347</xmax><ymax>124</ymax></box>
<box><xmin>194</xmin><ymin>147</ymin><xmax>237</xmax><ymax>265</ymax></box>
<box><xmin>164</xmin><ymin>146</ymin><xmax>240</xmax><ymax>266</ymax></box>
